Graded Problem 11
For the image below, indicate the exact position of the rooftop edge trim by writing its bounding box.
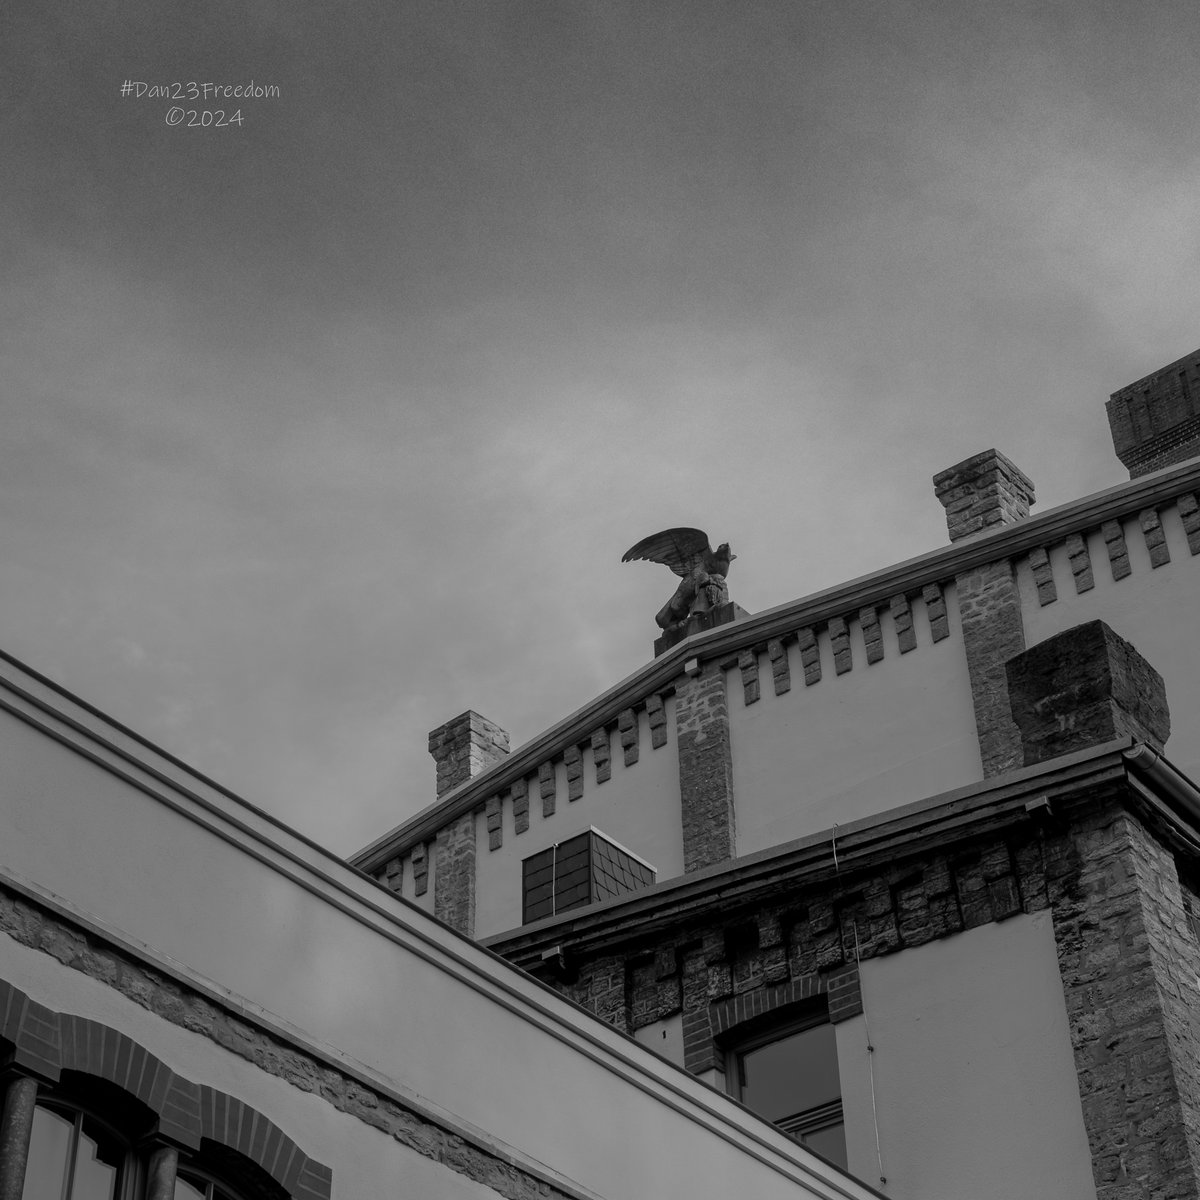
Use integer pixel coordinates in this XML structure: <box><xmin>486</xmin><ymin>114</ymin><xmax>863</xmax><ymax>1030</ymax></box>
<box><xmin>484</xmin><ymin>740</ymin><xmax>1200</xmax><ymax>962</ymax></box>
<box><xmin>354</xmin><ymin>456</ymin><xmax>1200</xmax><ymax>869</ymax></box>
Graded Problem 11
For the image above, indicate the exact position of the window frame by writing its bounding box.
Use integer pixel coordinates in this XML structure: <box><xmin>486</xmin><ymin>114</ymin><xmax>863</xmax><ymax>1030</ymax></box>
<box><xmin>25</xmin><ymin>1097</ymin><xmax>139</xmax><ymax>1200</ymax></box>
<box><xmin>722</xmin><ymin>1004</ymin><xmax>846</xmax><ymax>1165</ymax></box>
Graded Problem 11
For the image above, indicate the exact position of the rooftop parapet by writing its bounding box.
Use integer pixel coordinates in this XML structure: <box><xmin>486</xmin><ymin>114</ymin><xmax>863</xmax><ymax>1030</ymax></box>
<box><xmin>1107</xmin><ymin>347</ymin><xmax>1200</xmax><ymax>478</ymax></box>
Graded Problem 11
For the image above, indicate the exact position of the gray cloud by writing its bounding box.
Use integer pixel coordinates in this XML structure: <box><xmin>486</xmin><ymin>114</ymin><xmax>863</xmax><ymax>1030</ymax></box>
<box><xmin>3</xmin><ymin>0</ymin><xmax>1199</xmax><ymax>851</ymax></box>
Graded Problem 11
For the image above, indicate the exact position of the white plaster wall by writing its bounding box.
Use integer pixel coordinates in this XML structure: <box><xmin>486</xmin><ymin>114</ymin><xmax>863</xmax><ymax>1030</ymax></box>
<box><xmin>632</xmin><ymin>1012</ymin><xmax>684</xmax><ymax>1066</ymax></box>
<box><xmin>0</xmin><ymin>938</ymin><xmax>503</xmax><ymax>1200</ymax></box>
<box><xmin>0</xmin><ymin>692</ymin><xmax>875</xmax><ymax>1200</ymax></box>
<box><xmin>836</xmin><ymin>912</ymin><xmax>1096</xmax><ymax>1200</ymax></box>
<box><xmin>730</xmin><ymin>594</ymin><xmax>981</xmax><ymax>856</ymax></box>
<box><xmin>473</xmin><ymin>704</ymin><xmax>683</xmax><ymax>939</ymax></box>
<box><xmin>1017</xmin><ymin>506</ymin><xmax>1200</xmax><ymax>783</ymax></box>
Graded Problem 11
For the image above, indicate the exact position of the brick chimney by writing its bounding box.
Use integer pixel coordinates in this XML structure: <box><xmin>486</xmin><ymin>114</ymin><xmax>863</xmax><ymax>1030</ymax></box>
<box><xmin>1004</xmin><ymin>620</ymin><xmax>1169</xmax><ymax>766</ymax></box>
<box><xmin>933</xmin><ymin>450</ymin><xmax>1035</xmax><ymax>543</ymax></box>
<box><xmin>428</xmin><ymin>711</ymin><xmax>509</xmax><ymax>797</ymax></box>
<box><xmin>1107</xmin><ymin>348</ymin><xmax>1200</xmax><ymax>478</ymax></box>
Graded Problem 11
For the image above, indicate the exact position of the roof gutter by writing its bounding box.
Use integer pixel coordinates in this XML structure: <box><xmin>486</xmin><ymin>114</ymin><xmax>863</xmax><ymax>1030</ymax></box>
<box><xmin>1124</xmin><ymin>744</ymin><xmax>1200</xmax><ymax>829</ymax></box>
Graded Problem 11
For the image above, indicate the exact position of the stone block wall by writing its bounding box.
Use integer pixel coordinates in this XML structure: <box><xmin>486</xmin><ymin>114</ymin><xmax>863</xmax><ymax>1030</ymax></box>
<box><xmin>433</xmin><ymin>811</ymin><xmax>477</xmax><ymax>935</ymax></box>
<box><xmin>1007</xmin><ymin>620</ymin><xmax>1170</xmax><ymax>765</ymax></box>
<box><xmin>428</xmin><ymin>711</ymin><xmax>510</xmax><ymax>799</ymax></box>
<box><xmin>1050</xmin><ymin>806</ymin><xmax>1200</xmax><ymax>1199</ymax></box>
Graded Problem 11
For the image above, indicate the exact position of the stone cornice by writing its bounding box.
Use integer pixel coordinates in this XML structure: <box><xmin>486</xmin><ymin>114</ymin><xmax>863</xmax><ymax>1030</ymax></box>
<box><xmin>355</xmin><ymin>457</ymin><xmax>1200</xmax><ymax>869</ymax></box>
<box><xmin>483</xmin><ymin>740</ymin><xmax>1192</xmax><ymax>969</ymax></box>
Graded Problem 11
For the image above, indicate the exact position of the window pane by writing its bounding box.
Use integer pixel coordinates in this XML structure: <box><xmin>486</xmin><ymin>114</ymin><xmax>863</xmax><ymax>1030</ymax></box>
<box><xmin>68</xmin><ymin>1118</ymin><xmax>121</xmax><ymax>1200</ymax></box>
<box><xmin>174</xmin><ymin>1177</ymin><xmax>207</xmax><ymax>1200</ymax></box>
<box><xmin>739</xmin><ymin>1023</ymin><xmax>840</xmax><ymax>1123</ymax></box>
<box><xmin>23</xmin><ymin>1107</ymin><xmax>74</xmax><ymax>1200</ymax></box>
<box><xmin>802</xmin><ymin>1122</ymin><xmax>847</xmax><ymax>1171</ymax></box>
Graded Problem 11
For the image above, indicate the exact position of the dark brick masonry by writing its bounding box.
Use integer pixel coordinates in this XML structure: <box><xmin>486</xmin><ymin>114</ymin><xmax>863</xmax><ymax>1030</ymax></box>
<box><xmin>1107</xmin><ymin>348</ymin><xmax>1200</xmax><ymax>479</ymax></box>
<box><xmin>674</xmin><ymin>664</ymin><xmax>735</xmax><ymax>873</ymax></box>
<box><xmin>933</xmin><ymin>451</ymin><xmax>1034</xmax><ymax>776</ymax></box>
<box><xmin>0</xmin><ymin>979</ymin><xmax>331</xmax><ymax>1200</ymax></box>
<box><xmin>957</xmin><ymin>559</ymin><xmax>1027</xmax><ymax>776</ymax></box>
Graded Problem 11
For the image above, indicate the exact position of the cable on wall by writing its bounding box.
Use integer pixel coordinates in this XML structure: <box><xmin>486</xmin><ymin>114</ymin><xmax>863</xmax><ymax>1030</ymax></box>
<box><xmin>852</xmin><ymin>919</ymin><xmax>887</xmax><ymax>1189</ymax></box>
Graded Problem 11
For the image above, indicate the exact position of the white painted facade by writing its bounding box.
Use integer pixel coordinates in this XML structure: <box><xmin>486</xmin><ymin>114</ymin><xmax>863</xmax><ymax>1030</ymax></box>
<box><xmin>838</xmin><ymin>913</ymin><xmax>1096</xmax><ymax>1200</ymax></box>
<box><xmin>0</xmin><ymin>653</ymin><xmax>884</xmax><ymax>1200</ymax></box>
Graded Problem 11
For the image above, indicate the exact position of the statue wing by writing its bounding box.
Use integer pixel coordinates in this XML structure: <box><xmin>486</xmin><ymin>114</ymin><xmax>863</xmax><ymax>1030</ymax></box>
<box><xmin>621</xmin><ymin>528</ymin><xmax>711</xmax><ymax>578</ymax></box>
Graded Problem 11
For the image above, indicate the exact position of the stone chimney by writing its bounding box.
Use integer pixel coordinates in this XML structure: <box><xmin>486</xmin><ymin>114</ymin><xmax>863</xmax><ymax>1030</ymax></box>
<box><xmin>1005</xmin><ymin>620</ymin><xmax>1169</xmax><ymax>766</ymax></box>
<box><xmin>1107</xmin><ymin>348</ymin><xmax>1200</xmax><ymax>478</ymax></box>
<box><xmin>933</xmin><ymin>450</ymin><xmax>1035</xmax><ymax>543</ymax></box>
<box><xmin>428</xmin><ymin>711</ymin><xmax>509</xmax><ymax>797</ymax></box>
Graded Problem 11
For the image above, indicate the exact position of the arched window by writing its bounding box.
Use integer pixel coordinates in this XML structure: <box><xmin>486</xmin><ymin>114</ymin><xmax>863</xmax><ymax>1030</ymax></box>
<box><xmin>19</xmin><ymin>1096</ymin><xmax>274</xmax><ymax>1200</ymax></box>
<box><xmin>171</xmin><ymin>1146</ymin><xmax>285</xmax><ymax>1200</ymax></box>
<box><xmin>23</xmin><ymin>1101</ymin><xmax>130</xmax><ymax>1200</ymax></box>
<box><xmin>0</xmin><ymin>985</ymin><xmax>329</xmax><ymax>1200</ymax></box>
<box><xmin>174</xmin><ymin>1171</ymin><xmax>226</xmax><ymax>1200</ymax></box>
<box><xmin>174</xmin><ymin>1166</ymin><xmax>247</xmax><ymax>1200</ymax></box>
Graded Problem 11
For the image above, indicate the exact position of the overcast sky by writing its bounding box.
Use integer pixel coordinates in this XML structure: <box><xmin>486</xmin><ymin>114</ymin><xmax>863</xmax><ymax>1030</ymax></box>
<box><xmin>4</xmin><ymin>0</ymin><xmax>1199</xmax><ymax>856</ymax></box>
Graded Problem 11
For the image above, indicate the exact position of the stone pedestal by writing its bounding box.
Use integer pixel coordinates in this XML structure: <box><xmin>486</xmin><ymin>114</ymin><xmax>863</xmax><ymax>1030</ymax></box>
<box><xmin>654</xmin><ymin>602</ymin><xmax>750</xmax><ymax>657</ymax></box>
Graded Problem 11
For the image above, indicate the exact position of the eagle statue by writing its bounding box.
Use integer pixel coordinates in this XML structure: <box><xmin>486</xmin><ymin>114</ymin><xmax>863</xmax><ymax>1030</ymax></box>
<box><xmin>622</xmin><ymin>528</ymin><xmax>736</xmax><ymax>631</ymax></box>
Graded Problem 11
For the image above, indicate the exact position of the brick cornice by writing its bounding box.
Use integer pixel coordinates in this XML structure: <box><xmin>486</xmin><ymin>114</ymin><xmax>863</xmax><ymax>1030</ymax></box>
<box><xmin>0</xmin><ymin>979</ymin><xmax>331</xmax><ymax>1198</ymax></box>
<box><xmin>355</xmin><ymin>458</ymin><xmax>1200</xmax><ymax>871</ymax></box>
<box><xmin>485</xmin><ymin>742</ymin><xmax>1172</xmax><ymax>970</ymax></box>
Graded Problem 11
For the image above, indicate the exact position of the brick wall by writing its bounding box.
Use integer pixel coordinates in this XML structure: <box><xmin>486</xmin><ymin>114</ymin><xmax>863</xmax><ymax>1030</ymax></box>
<box><xmin>1107</xmin><ymin>349</ymin><xmax>1200</xmax><ymax>479</ymax></box>
<box><xmin>933</xmin><ymin>450</ymin><xmax>1033</xmax><ymax>776</ymax></box>
<box><xmin>674</xmin><ymin>663</ymin><xmax>735</xmax><ymax>872</ymax></box>
<box><xmin>957</xmin><ymin>559</ymin><xmax>1027</xmax><ymax>775</ymax></box>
